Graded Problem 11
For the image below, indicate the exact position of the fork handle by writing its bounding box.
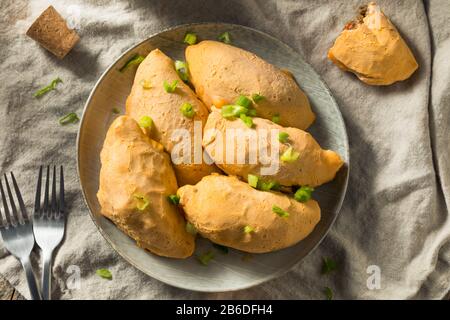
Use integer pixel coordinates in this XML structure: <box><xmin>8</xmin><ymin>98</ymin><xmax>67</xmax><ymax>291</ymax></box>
<box><xmin>20</xmin><ymin>257</ymin><xmax>41</xmax><ymax>300</ymax></box>
<box><xmin>41</xmin><ymin>250</ymin><xmax>54</xmax><ymax>300</ymax></box>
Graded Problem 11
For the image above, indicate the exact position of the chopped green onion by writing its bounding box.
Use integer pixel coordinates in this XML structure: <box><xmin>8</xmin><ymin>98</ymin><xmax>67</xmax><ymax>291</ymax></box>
<box><xmin>252</xmin><ymin>93</ymin><xmax>265</xmax><ymax>103</ymax></box>
<box><xmin>180</xmin><ymin>102</ymin><xmax>196</xmax><ymax>118</ymax></box>
<box><xmin>248</xmin><ymin>174</ymin><xmax>259</xmax><ymax>188</ymax></box>
<box><xmin>59</xmin><ymin>112</ymin><xmax>79</xmax><ymax>125</ymax></box>
<box><xmin>322</xmin><ymin>257</ymin><xmax>337</xmax><ymax>274</ymax></box>
<box><xmin>175</xmin><ymin>60</ymin><xmax>189</xmax><ymax>82</ymax></box>
<box><xmin>324</xmin><ymin>287</ymin><xmax>333</xmax><ymax>300</ymax></box>
<box><xmin>138</xmin><ymin>115</ymin><xmax>153</xmax><ymax>129</ymax></box>
<box><xmin>249</xmin><ymin>177</ymin><xmax>280</xmax><ymax>191</ymax></box>
<box><xmin>119</xmin><ymin>54</ymin><xmax>145</xmax><ymax>72</ymax></box>
<box><xmin>163</xmin><ymin>80</ymin><xmax>178</xmax><ymax>93</ymax></box>
<box><xmin>281</xmin><ymin>146</ymin><xmax>300</xmax><ymax>162</ymax></box>
<box><xmin>221</xmin><ymin>105</ymin><xmax>248</xmax><ymax>118</ymax></box>
<box><xmin>294</xmin><ymin>186</ymin><xmax>314</xmax><ymax>203</ymax></box>
<box><xmin>278</xmin><ymin>132</ymin><xmax>289</xmax><ymax>143</ymax></box>
<box><xmin>218</xmin><ymin>32</ymin><xmax>231</xmax><ymax>44</ymax></box>
<box><xmin>197</xmin><ymin>251</ymin><xmax>214</xmax><ymax>266</ymax></box>
<box><xmin>221</xmin><ymin>105</ymin><xmax>236</xmax><ymax>118</ymax></box>
<box><xmin>213</xmin><ymin>243</ymin><xmax>229</xmax><ymax>254</ymax></box>
<box><xmin>112</xmin><ymin>108</ymin><xmax>121</xmax><ymax>114</ymax></box>
<box><xmin>34</xmin><ymin>77</ymin><xmax>62</xmax><ymax>97</ymax></box>
<box><xmin>247</xmin><ymin>108</ymin><xmax>257</xmax><ymax>117</ymax></box>
<box><xmin>140</xmin><ymin>79</ymin><xmax>151</xmax><ymax>89</ymax></box>
<box><xmin>272</xmin><ymin>113</ymin><xmax>280</xmax><ymax>124</ymax></box>
<box><xmin>272</xmin><ymin>205</ymin><xmax>289</xmax><ymax>218</ymax></box>
<box><xmin>244</xmin><ymin>225</ymin><xmax>255</xmax><ymax>234</ymax></box>
<box><xmin>258</xmin><ymin>180</ymin><xmax>279</xmax><ymax>191</ymax></box>
<box><xmin>240</xmin><ymin>113</ymin><xmax>253</xmax><ymax>128</ymax></box>
<box><xmin>185</xmin><ymin>222</ymin><xmax>197</xmax><ymax>235</ymax></box>
<box><xmin>235</xmin><ymin>95</ymin><xmax>252</xmax><ymax>108</ymax></box>
<box><xmin>96</xmin><ymin>268</ymin><xmax>112</xmax><ymax>280</ymax></box>
<box><xmin>167</xmin><ymin>194</ymin><xmax>180</xmax><ymax>205</ymax></box>
<box><xmin>184</xmin><ymin>32</ymin><xmax>197</xmax><ymax>45</ymax></box>
<box><xmin>133</xmin><ymin>194</ymin><xmax>150</xmax><ymax>211</ymax></box>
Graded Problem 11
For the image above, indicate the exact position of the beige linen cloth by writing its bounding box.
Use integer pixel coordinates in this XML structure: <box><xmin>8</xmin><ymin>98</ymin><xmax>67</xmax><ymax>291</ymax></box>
<box><xmin>0</xmin><ymin>0</ymin><xmax>448</xmax><ymax>299</ymax></box>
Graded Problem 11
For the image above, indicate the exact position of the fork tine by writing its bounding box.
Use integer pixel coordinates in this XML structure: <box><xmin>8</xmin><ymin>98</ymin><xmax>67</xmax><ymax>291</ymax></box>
<box><xmin>51</xmin><ymin>165</ymin><xmax>57</xmax><ymax>215</ymax></box>
<box><xmin>0</xmin><ymin>209</ymin><xmax>4</xmax><ymax>228</ymax></box>
<box><xmin>59</xmin><ymin>166</ymin><xmax>65</xmax><ymax>215</ymax></box>
<box><xmin>43</xmin><ymin>166</ymin><xmax>50</xmax><ymax>217</ymax></box>
<box><xmin>4</xmin><ymin>174</ymin><xmax>21</xmax><ymax>224</ymax></box>
<box><xmin>34</xmin><ymin>166</ymin><xmax>43</xmax><ymax>217</ymax></box>
<box><xmin>10</xmin><ymin>172</ymin><xmax>29</xmax><ymax>221</ymax></box>
<box><xmin>0</xmin><ymin>179</ymin><xmax>12</xmax><ymax>226</ymax></box>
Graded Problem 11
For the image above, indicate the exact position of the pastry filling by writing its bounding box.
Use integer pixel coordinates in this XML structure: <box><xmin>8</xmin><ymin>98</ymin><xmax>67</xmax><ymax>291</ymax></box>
<box><xmin>344</xmin><ymin>4</ymin><xmax>368</xmax><ymax>30</ymax></box>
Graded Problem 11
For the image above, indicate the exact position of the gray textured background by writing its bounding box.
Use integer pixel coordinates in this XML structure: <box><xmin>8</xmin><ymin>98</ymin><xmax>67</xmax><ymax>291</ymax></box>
<box><xmin>0</xmin><ymin>0</ymin><xmax>449</xmax><ymax>299</ymax></box>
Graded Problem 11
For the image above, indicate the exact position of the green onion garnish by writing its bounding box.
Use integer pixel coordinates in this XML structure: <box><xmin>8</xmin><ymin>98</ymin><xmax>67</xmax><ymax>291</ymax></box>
<box><xmin>96</xmin><ymin>268</ymin><xmax>112</xmax><ymax>280</ymax></box>
<box><xmin>175</xmin><ymin>60</ymin><xmax>189</xmax><ymax>82</ymax></box>
<box><xmin>294</xmin><ymin>186</ymin><xmax>314</xmax><ymax>203</ymax></box>
<box><xmin>272</xmin><ymin>113</ymin><xmax>281</xmax><ymax>124</ymax></box>
<box><xmin>167</xmin><ymin>194</ymin><xmax>180</xmax><ymax>205</ymax></box>
<box><xmin>133</xmin><ymin>194</ymin><xmax>150</xmax><ymax>211</ymax></box>
<box><xmin>34</xmin><ymin>77</ymin><xmax>62</xmax><ymax>98</ymax></box>
<box><xmin>184</xmin><ymin>32</ymin><xmax>197</xmax><ymax>45</ymax></box>
<box><xmin>218</xmin><ymin>32</ymin><xmax>231</xmax><ymax>44</ymax></box>
<box><xmin>240</xmin><ymin>113</ymin><xmax>253</xmax><ymax>128</ymax></box>
<box><xmin>163</xmin><ymin>80</ymin><xmax>178</xmax><ymax>93</ymax></box>
<box><xmin>235</xmin><ymin>95</ymin><xmax>252</xmax><ymax>108</ymax></box>
<box><xmin>247</xmin><ymin>108</ymin><xmax>257</xmax><ymax>117</ymax></box>
<box><xmin>252</xmin><ymin>93</ymin><xmax>265</xmax><ymax>103</ymax></box>
<box><xmin>213</xmin><ymin>243</ymin><xmax>229</xmax><ymax>254</ymax></box>
<box><xmin>185</xmin><ymin>222</ymin><xmax>197</xmax><ymax>235</ymax></box>
<box><xmin>138</xmin><ymin>115</ymin><xmax>153</xmax><ymax>129</ymax></box>
<box><xmin>272</xmin><ymin>205</ymin><xmax>289</xmax><ymax>218</ymax></box>
<box><xmin>248</xmin><ymin>175</ymin><xmax>280</xmax><ymax>191</ymax></box>
<box><xmin>244</xmin><ymin>225</ymin><xmax>255</xmax><ymax>234</ymax></box>
<box><xmin>281</xmin><ymin>146</ymin><xmax>300</xmax><ymax>162</ymax></box>
<box><xmin>221</xmin><ymin>105</ymin><xmax>248</xmax><ymax>119</ymax></box>
<box><xmin>112</xmin><ymin>108</ymin><xmax>121</xmax><ymax>114</ymax></box>
<box><xmin>324</xmin><ymin>287</ymin><xmax>333</xmax><ymax>300</ymax></box>
<box><xmin>140</xmin><ymin>79</ymin><xmax>151</xmax><ymax>89</ymax></box>
<box><xmin>322</xmin><ymin>257</ymin><xmax>337</xmax><ymax>274</ymax></box>
<box><xmin>197</xmin><ymin>251</ymin><xmax>214</xmax><ymax>266</ymax></box>
<box><xmin>180</xmin><ymin>102</ymin><xmax>196</xmax><ymax>118</ymax></box>
<box><xmin>248</xmin><ymin>174</ymin><xmax>259</xmax><ymax>188</ymax></box>
<box><xmin>278</xmin><ymin>132</ymin><xmax>289</xmax><ymax>143</ymax></box>
<box><xmin>258</xmin><ymin>180</ymin><xmax>280</xmax><ymax>191</ymax></box>
<box><xmin>119</xmin><ymin>54</ymin><xmax>145</xmax><ymax>72</ymax></box>
<box><xmin>59</xmin><ymin>112</ymin><xmax>79</xmax><ymax>125</ymax></box>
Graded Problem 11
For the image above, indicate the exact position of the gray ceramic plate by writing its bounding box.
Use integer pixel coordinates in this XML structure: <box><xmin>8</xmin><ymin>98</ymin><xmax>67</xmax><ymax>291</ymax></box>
<box><xmin>77</xmin><ymin>23</ymin><xmax>349</xmax><ymax>292</ymax></box>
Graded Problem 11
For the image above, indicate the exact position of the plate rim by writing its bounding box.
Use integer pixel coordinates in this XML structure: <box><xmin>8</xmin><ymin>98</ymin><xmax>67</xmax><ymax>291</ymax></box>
<box><xmin>76</xmin><ymin>22</ymin><xmax>350</xmax><ymax>292</ymax></box>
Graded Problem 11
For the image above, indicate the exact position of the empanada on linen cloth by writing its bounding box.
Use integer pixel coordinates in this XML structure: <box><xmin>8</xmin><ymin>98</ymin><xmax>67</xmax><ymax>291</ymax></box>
<box><xmin>328</xmin><ymin>2</ymin><xmax>418</xmax><ymax>85</ymax></box>
<box><xmin>185</xmin><ymin>40</ymin><xmax>315</xmax><ymax>130</ymax></box>
<box><xmin>97</xmin><ymin>116</ymin><xmax>194</xmax><ymax>259</ymax></box>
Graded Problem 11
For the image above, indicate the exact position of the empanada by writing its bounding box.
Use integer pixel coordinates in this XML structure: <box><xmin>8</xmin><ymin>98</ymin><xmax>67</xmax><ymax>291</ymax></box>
<box><xmin>97</xmin><ymin>116</ymin><xmax>194</xmax><ymax>258</ymax></box>
<box><xmin>126</xmin><ymin>49</ymin><xmax>219</xmax><ymax>186</ymax></box>
<box><xmin>185</xmin><ymin>40</ymin><xmax>315</xmax><ymax>130</ymax></box>
<box><xmin>328</xmin><ymin>2</ymin><xmax>418</xmax><ymax>85</ymax></box>
<box><xmin>202</xmin><ymin>108</ymin><xmax>343</xmax><ymax>187</ymax></box>
<box><xmin>178</xmin><ymin>174</ymin><xmax>320</xmax><ymax>253</ymax></box>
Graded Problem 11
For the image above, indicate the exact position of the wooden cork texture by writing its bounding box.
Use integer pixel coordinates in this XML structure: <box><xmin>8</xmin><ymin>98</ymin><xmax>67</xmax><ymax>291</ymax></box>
<box><xmin>26</xmin><ymin>6</ymin><xmax>79</xmax><ymax>59</ymax></box>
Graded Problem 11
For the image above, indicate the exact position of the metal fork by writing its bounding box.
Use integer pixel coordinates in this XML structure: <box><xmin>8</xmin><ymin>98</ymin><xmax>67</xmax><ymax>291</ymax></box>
<box><xmin>0</xmin><ymin>173</ymin><xmax>41</xmax><ymax>300</ymax></box>
<box><xmin>33</xmin><ymin>165</ymin><xmax>66</xmax><ymax>300</ymax></box>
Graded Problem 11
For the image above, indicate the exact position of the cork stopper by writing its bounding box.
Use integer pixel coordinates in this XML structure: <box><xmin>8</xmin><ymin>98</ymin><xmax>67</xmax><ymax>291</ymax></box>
<box><xmin>26</xmin><ymin>6</ymin><xmax>80</xmax><ymax>59</ymax></box>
